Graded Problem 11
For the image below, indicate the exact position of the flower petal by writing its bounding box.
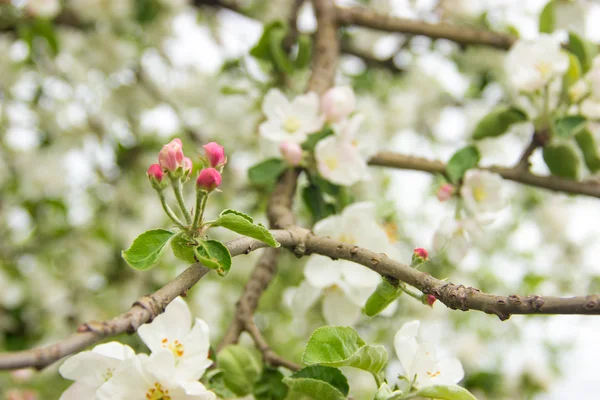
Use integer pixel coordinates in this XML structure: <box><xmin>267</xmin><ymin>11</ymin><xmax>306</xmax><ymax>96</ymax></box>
<box><xmin>137</xmin><ymin>297</ymin><xmax>192</xmax><ymax>353</ymax></box>
<box><xmin>304</xmin><ymin>255</ymin><xmax>342</xmax><ymax>289</ymax></box>
<box><xmin>322</xmin><ymin>289</ymin><xmax>361</xmax><ymax>326</ymax></box>
<box><xmin>262</xmin><ymin>88</ymin><xmax>290</xmax><ymax>120</ymax></box>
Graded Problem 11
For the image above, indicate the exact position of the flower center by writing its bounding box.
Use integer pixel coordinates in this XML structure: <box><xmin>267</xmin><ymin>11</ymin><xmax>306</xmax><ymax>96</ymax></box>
<box><xmin>283</xmin><ymin>116</ymin><xmax>301</xmax><ymax>133</ymax></box>
<box><xmin>324</xmin><ymin>157</ymin><xmax>338</xmax><ymax>170</ymax></box>
<box><xmin>146</xmin><ymin>382</ymin><xmax>171</xmax><ymax>400</ymax></box>
<box><xmin>535</xmin><ymin>61</ymin><xmax>552</xmax><ymax>79</ymax></box>
<box><xmin>338</xmin><ymin>233</ymin><xmax>356</xmax><ymax>244</ymax></box>
<box><xmin>382</xmin><ymin>222</ymin><xmax>398</xmax><ymax>243</ymax></box>
<box><xmin>473</xmin><ymin>186</ymin><xmax>486</xmax><ymax>203</ymax></box>
<box><xmin>103</xmin><ymin>368</ymin><xmax>114</xmax><ymax>381</ymax></box>
<box><xmin>426</xmin><ymin>370</ymin><xmax>441</xmax><ymax>378</ymax></box>
<box><xmin>161</xmin><ymin>337</ymin><xmax>185</xmax><ymax>358</ymax></box>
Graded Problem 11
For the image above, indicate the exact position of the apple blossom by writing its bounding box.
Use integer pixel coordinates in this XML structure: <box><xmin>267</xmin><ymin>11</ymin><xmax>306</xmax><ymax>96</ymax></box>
<box><xmin>58</xmin><ymin>342</ymin><xmax>135</xmax><ymax>400</ymax></box>
<box><xmin>460</xmin><ymin>169</ymin><xmax>507</xmax><ymax>222</ymax></box>
<box><xmin>298</xmin><ymin>202</ymin><xmax>397</xmax><ymax>325</ymax></box>
<box><xmin>279</xmin><ymin>141</ymin><xmax>303</xmax><ymax>166</ymax></box>
<box><xmin>504</xmin><ymin>35</ymin><xmax>569</xmax><ymax>93</ymax></box>
<box><xmin>137</xmin><ymin>297</ymin><xmax>213</xmax><ymax>382</ymax></box>
<box><xmin>158</xmin><ymin>138</ymin><xmax>185</xmax><ymax>173</ymax></box>
<box><xmin>196</xmin><ymin>168</ymin><xmax>221</xmax><ymax>192</ymax></box>
<box><xmin>315</xmin><ymin>135</ymin><xmax>368</xmax><ymax>186</ymax></box>
<box><xmin>202</xmin><ymin>142</ymin><xmax>226</xmax><ymax>168</ymax></box>
<box><xmin>25</xmin><ymin>0</ymin><xmax>61</xmax><ymax>19</ymax></box>
<box><xmin>432</xmin><ymin>217</ymin><xmax>476</xmax><ymax>264</ymax></box>
<box><xmin>394</xmin><ymin>320</ymin><xmax>464</xmax><ymax>388</ymax></box>
<box><xmin>259</xmin><ymin>88</ymin><xmax>324</xmax><ymax>144</ymax></box>
<box><xmin>321</xmin><ymin>86</ymin><xmax>356</xmax><ymax>123</ymax></box>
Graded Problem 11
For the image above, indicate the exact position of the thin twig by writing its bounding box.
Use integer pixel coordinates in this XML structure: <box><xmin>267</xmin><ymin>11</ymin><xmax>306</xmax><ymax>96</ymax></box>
<box><xmin>245</xmin><ymin>318</ymin><xmax>301</xmax><ymax>371</ymax></box>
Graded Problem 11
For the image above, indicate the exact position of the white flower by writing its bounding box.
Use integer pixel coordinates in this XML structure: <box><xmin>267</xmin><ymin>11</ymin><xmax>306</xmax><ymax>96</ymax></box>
<box><xmin>504</xmin><ymin>35</ymin><xmax>569</xmax><ymax>93</ymax></box>
<box><xmin>321</xmin><ymin>86</ymin><xmax>356</xmax><ymax>123</ymax></box>
<box><xmin>297</xmin><ymin>202</ymin><xmax>396</xmax><ymax>325</ymax></box>
<box><xmin>460</xmin><ymin>169</ymin><xmax>507</xmax><ymax>222</ymax></box>
<box><xmin>259</xmin><ymin>89</ymin><xmax>324</xmax><ymax>144</ymax></box>
<box><xmin>394</xmin><ymin>320</ymin><xmax>464</xmax><ymax>389</ymax></box>
<box><xmin>137</xmin><ymin>297</ymin><xmax>212</xmax><ymax>382</ymax></box>
<box><xmin>315</xmin><ymin>118</ymin><xmax>369</xmax><ymax>186</ymax></box>
<box><xmin>432</xmin><ymin>217</ymin><xmax>478</xmax><ymax>264</ymax></box>
<box><xmin>97</xmin><ymin>351</ymin><xmax>215</xmax><ymax>400</ymax></box>
<box><xmin>59</xmin><ymin>342</ymin><xmax>135</xmax><ymax>400</ymax></box>
<box><xmin>25</xmin><ymin>0</ymin><xmax>61</xmax><ymax>18</ymax></box>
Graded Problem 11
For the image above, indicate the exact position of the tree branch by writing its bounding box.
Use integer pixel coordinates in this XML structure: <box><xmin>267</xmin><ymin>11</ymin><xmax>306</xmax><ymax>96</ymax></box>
<box><xmin>368</xmin><ymin>151</ymin><xmax>600</xmax><ymax>199</ymax></box>
<box><xmin>245</xmin><ymin>318</ymin><xmax>301</xmax><ymax>371</ymax></box>
<box><xmin>336</xmin><ymin>6</ymin><xmax>516</xmax><ymax>49</ymax></box>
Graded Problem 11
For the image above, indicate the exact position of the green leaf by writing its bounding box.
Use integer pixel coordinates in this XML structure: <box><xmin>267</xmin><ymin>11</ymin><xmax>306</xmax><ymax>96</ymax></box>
<box><xmin>217</xmin><ymin>345</ymin><xmax>262</xmax><ymax>396</ymax></box>
<box><xmin>294</xmin><ymin>34</ymin><xmax>313</xmax><ymax>68</ymax></box>
<box><xmin>134</xmin><ymin>0</ymin><xmax>162</xmax><ymax>24</ymax></box>
<box><xmin>302</xmin><ymin>326</ymin><xmax>388</xmax><ymax>375</ymax></box>
<box><xmin>364</xmin><ymin>279</ymin><xmax>403</xmax><ymax>317</ymax></box>
<box><xmin>210</xmin><ymin>209</ymin><xmax>280</xmax><ymax>248</ymax></box>
<box><xmin>446</xmin><ymin>145</ymin><xmax>481</xmax><ymax>184</ymax></box>
<box><xmin>251</xmin><ymin>21</ymin><xmax>287</xmax><ymax>61</ymax></box>
<box><xmin>269</xmin><ymin>26</ymin><xmax>294</xmax><ymax>74</ymax></box>
<box><xmin>302</xmin><ymin>184</ymin><xmax>335</xmax><ymax>223</ymax></box>
<box><xmin>302</xmin><ymin>128</ymin><xmax>334</xmax><ymax>151</ymax></box>
<box><xmin>551</xmin><ymin>115</ymin><xmax>587</xmax><ymax>139</ymax></box>
<box><xmin>575</xmin><ymin>128</ymin><xmax>600</xmax><ymax>172</ymax></box>
<box><xmin>121</xmin><ymin>229</ymin><xmax>174</xmax><ymax>270</ymax></box>
<box><xmin>563</xmin><ymin>51</ymin><xmax>583</xmax><ymax>91</ymax></box>
<box><xmin>170</xmin><ymin>233</ymin><xmax>197</xmax><ymax>264</ymax></box>
<box><xmin>249</xmin><ymin>158</ymin><xmax>287</xmax><ymax>186</ymax></box>
<box><xmin>194</xmin><ymin>239</ymin><xmax>232</xmax><ymax>276</ymax></box>
<box><xmin>254</xmin><ymin>368</ymin><xmax>289</xmax><ymax>400</ymax></box>
<box><xmin>284</xmin><ymin>366</ymin><xmax>349</xmax><ymax>400</ymax></box>
<box><xmin>538</xmin><ymin>0</ymin><xmax>555</xmax><ymax>34</ymax></box>
<box><xmin>567</xmin><ymin>31</ymin><xmax>596</xmax><ymax>73</ymax></box>
<box><xmin>543</xmin><ymin>142</ymin><xmax>580</xmax><ymax>180</ymax></box>
<box><xmin>415</xmin><ymin>385</ymin><xmax>478</xmax><ymax>400</ymax></box>
<box><xmin>471</xmin><ymin>106</ymin><xmax>527</xmax><ymax>140</ymax></box>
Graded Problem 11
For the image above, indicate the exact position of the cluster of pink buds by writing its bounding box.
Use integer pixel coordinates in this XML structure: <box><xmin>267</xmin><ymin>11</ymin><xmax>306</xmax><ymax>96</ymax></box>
<box><xmin>436</xmin><ymin>183</ymin><xmax>455</xmax><ymax>202</ymax></box>
<box><xmin>197</xmin><ymin>142</ymin><xmax>227</xmax><ymax>192</ymax></box>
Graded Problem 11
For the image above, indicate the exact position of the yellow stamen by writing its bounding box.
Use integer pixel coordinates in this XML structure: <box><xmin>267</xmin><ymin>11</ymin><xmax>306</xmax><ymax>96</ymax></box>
<box><xmin>324</xmin><ymin>157</ymin><xmax>338</xmax><ymax>170</ymax></box>
<box><xmin>146</xmin><ymin>382</ymin><xmax>171</xmax><ymax>400</ymax></box>
<box><xmin>473</xmin><ymin>186</ymin><xmax>486</xmax><ymax>203</ymax></box>
<box><xmin>283</xmin><ymin>116</ymin><xmax>301</xmax><ymax>133</ymax></box>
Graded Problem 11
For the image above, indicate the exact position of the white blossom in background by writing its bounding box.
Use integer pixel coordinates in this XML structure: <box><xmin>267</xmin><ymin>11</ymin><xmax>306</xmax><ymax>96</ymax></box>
<box><xmin>579</xmin><ymin>56</ymin><xmax>600</xmax><ymax>118</ymax></box>
<box><xmin>137</xmin><ymin>297</ymin><xmax>213</xmax><ymax>382</ymax></box>
<box><xmin>59</xmin><ymin>342</ymin><xmax>135</xmax><ymax>399</ymax></box>
<box><xmin>320</xmin><ymin>86</ymin><xmax>356</xmax><ymax>123</ymax></box>
<box><xmin>393</xmin><ymin>320</ymin><xmax>465</xmax><ymax>388</ymax></box>
<box><xmin>460</xmin><ymin>169</ymin><xmax>507</xmax><ymax>223</ymax></box>
<box><xmin>259</xmin><ymin>89</ymin><xmax>324</xmax><ymax>144</ymax></box>
<box><xmin>96</xmin><ymin>351</ymin><xmax>216</xmax><ymax>400</ymax></box>
<box><xmin>25</xmin><ymin>0</ymin><xmax>61</xmax><ymax>18</ymax></box>
<box><xmin>295</xmin><ymin>202</ymin><xmax>396</xmax><ymax>325</ymax></box>
<box><xmin>432</xmin><ymin>217</ymin><xmax>478</xmax><ymax>264</ymax></box>
<box><xmin>504</xmin><ymin>35</ymin><xmax>569</xmax><ymax>93</ymax></box>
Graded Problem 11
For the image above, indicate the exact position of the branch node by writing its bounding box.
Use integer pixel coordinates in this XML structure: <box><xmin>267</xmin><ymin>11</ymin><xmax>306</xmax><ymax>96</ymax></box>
<box><xmin>531</xmin><ymin>295</ymin><xmax>545</xmax><ymax>311</ymax></box>
<box><xmin>133</xmin><ymin>295</ymin><xmax>164</xmax><ymax>323</ymax></box>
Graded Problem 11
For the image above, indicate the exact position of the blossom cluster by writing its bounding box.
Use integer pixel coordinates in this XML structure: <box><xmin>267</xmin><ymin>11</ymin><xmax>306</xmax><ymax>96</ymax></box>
<box><xmin>259</xmin><ymin>86</ymin><xmax>373</xmax><ymax>186</ymax></box>
<box><xmin>59</xmin><ymin>298</ymin><xmax>216</xmax><ymax>400</ymax></box>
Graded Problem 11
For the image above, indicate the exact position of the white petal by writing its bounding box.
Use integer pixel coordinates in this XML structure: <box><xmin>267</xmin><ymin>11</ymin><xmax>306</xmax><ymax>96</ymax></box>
<box><xmin>96</xmin><ymin>357</ymin><xmax>148</xmax><ymax>400</ymax></box>
<box><xmin>291</xmin><ymin>280</ymin><xmax>322</xmax><ymax>314</ymax></box>
<box><xmin>322</xmin><ymin>289</ymin><xmax>361</xmax><ymax>326</ymax></box>
<box><xmin>179</xmin><ymin>380</ymin><xmax>217</xmax><ymax>399</ymax></box>
<box><xmin>436</xmin><ymin>358</ymin><xmax>465</xmax><ymax>385</ymax></box>
<box><xmin>92</xmin><ymin>342</ymin><xmax>135</xmax><ymax>361</ymax></box>
<box><xmin>59</xmin><ymin>381</ymin><xmax>98</xmax><ymax>400</ymax></box>
<box><xmin>304</xmin><ymin>256</ymin><xmax>342</xmax><ymax>289</ymax></box>
<box><xmin>177</xmin><ymin>319</ymin><xmax>212</xmax><ymax>380</ymax></box>
<box><xmin>137</xmin><ymin>297</ymin><xmax>192</xmax><ymax>353</ymax></box>
<box><xmin>394</xmin><ymin>336</ymin><xmax>418</xmax><ymax>380</ymax></box>
<box><xmin>262</xmin><ymin>88</ymin><xmax>290</xmax><ymax>120</ymax></box>
<box><xmin>315</xmin><ymin>136</ymin><xmax>368</xmax><ymax>186</ymax></box>
<box><xmin>312</xmin><ymin>214</ymin><xmax>342</xmax><ymax>237</ymax></box>
<box><xmin>292</xmin><ymin>91</ymin><xmax>323</xmax><ymax>134</ymax></box>
<box><xmin>340</xmin><ymin>261</ymin><xmax>381</xmax><ymax>289</ymax></box>
<box><xmin>146</xmin><ymin>349</ymin><xmax>177</xmax><ymax>383</ymax></box>
<box><xmin>59</xmin><ymin>351</ymin><xmax>121</xmax><ymax>387</ymax></box>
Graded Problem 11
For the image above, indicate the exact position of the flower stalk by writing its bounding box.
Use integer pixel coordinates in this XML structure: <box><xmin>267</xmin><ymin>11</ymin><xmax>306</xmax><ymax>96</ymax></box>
<box><xmin>170</xmin><ymin>175</ymin><xmax>193</xmax><ymax>225</ymax></box>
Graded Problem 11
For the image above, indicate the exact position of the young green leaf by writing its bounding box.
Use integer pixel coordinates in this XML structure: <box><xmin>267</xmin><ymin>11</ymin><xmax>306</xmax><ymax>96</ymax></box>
<box><xmin>568</xmin><ymin>31</ymin><xmax>596</xmax><ymax>73</ymax></box>
<box><xmin>195</xmin><ymin>239</ymin><xmax>232</xmax><ymax>276</ymax></box>
<box><xmin>248</xmin><ymin>158</ymin><xmax>287</xmax><ymax>186</ymax></box>
<box><xmin>543</xmin><ymin>142</ymin><xmax>580</xmax><ymax>180</ymax></box>
<box><xmin>563</xmin><ymin>51</ymin><xmax>583</xmax><ymax>92</ymax></box>
<box><xmin>210</xmin><ymin>209</ymin><xmax>280</xmax><ymax>248</ymax></box>
<box><xmin>446</xmin><ymin>145</ymin><xmax>481</xmax><ymax>184</ymax></box>
<box><xmin>302</xmin><ymin>184</ymin><xmax>335</xmax><ymax>223</ymax></box>
<box><xmin>121</xmin><ymin>229</ymin><xmax>174</xmax><ymax>270</ymax></box>
<box><xmin>471</xmin><ymin>106</ymin><xmax>527</xmax><ymax>140</ymax></box>
<box><xmin>364</xmin><ymin>278</ymin><xmax>403</xmax><ymax>317</ymax></box>
<box><xmin>268</xmin><ymin>26</ymin><xmax>294</xmax><ymax>74</ymax></box>
<box><xmin>170</xmin><ymin>233</ymin><xmax>197</xmax><ymax>264</ymax></box>
<box><xmin>551</xmin><ymin>115</ymin><xmax>587</xmax><ymax>139</ymax></box>
<box><xmin>415</xmin><ymin>384</ymin><xmax>477</xmax><ymax>400</ymax></box>
<box><xmin>538</xmin><ymin>0</ymin><xmax>555</xmax><ymax>34</ymax></box>
<box><xmin>302</xmin><ymin>326</ymin><xmax>388</xmax><ymax>375</ymax></box>
<box><xmin>250</xmin><ymin>21</ymin><xmax>288</xmax><ymax>61</ymax></box>
<box><xmin>253</xmin><ymin>368</ymin><xmax>289</xmax><ymax>400</ymax></box>
<box><xmin>575</xmin><ymin>129</ymin><xmax>600</xmax><ymax>172</ymax></box>
<box><xmin>294</xmin><ymin>34</ymin><xmax>313</xmax><ymax>68</ymax></box>
<box><xmin>283</xmin><ymin>366</ymin><xmax>349</xmax><ymax>400</ymax></box>
<box><xmin>302</xmin><ymin>128</ymin><xmax>334</xmax><ymax>151</ymax></box>
<box><xmin>217</xmin><ymin>345</ymin><xmax>262</xmax><ymax>396</ymax></box>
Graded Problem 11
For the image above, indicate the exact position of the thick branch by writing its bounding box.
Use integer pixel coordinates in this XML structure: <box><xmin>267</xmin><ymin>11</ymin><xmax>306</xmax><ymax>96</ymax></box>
<box><xmin>336</xmin><ymin>6</ymin><xmax>515</xmax><ymax>49</ymax></box>
<box><xmin>368</xmin><ymin>152</ymin><xmax>600</xmax><ymax>199</ymax></box>
<box><xmin>307</xmin><ymin>0</ymin><xmax>340</xmax><ymax>94</ymax></box>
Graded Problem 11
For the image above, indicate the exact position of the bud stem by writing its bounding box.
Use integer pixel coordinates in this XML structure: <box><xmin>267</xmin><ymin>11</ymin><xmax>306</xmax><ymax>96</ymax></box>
<box><xmin>170</xmin><ymin>175</ymin><xmax>193</xmax><ymax>225</ymax></box>
<box><xmin>156</xmin><ymin>189</ymin><xmax>186</xmax><ymax>229</ymax></box>
<box><xmin>191</xmin><ymin>191</ymin><xmax>208</xmax><ymax>233</ymax></box>
<box><xmin>398</xmin><ymin>283</ymin><xmax>424</xmax><ymax>302</ymax></box>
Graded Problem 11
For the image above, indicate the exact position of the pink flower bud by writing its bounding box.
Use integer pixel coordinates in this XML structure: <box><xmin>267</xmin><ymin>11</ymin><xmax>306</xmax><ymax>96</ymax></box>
<box><xmin>425</xmin><ymin>294</ymin><xmax>437</xmax><ymax>307</ymax></box>
<box><xmin>10</xmin><ymin>368</ymin><xmax>35</xmax><ymax>383</ymax></box>
<box><xmin>414</xmin><ymin>248</ymin><xmax>428</xmax><ymax>259</ymax></box>
<box><xmin>158</xmin><ymin>138</ymin><xmax>185</xmax><ymax>172</ymax></box>
<box><xmin>183</xmin><ymin>157</ymin><xmax>193</xmax><ymax>176</ymax></box>
<box><xmin>147</xmin><ymin>164</ymin><xmax>167</xmax><ymax>190</ymax></box>
<box><xmin>321</xmin><ymin>86</ymin><xmax>356</xmax><ymax>123</ymax></box>
<box><xmin>436</xmin><ymin>183</ymin><xmax>455</xmax><ymax>202</ymax></box>
<box><xmin>279</xmin><ymin>142</ymin><xmax>303</xmax><ymax>166</ymax></box>
<box><xmin>203</xmin><ymin>142</ymin><xmax>226</xmax><ymax>168</ymax></box>
<box><xmin>411</xmin><ymin>247</ymin><xmax>429</xmax><ymax>267</ymax></box>
<box><xmin>196</xmin><ymin>168</ymin><xmax>222</xmax><ymax>192</ymax></box>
